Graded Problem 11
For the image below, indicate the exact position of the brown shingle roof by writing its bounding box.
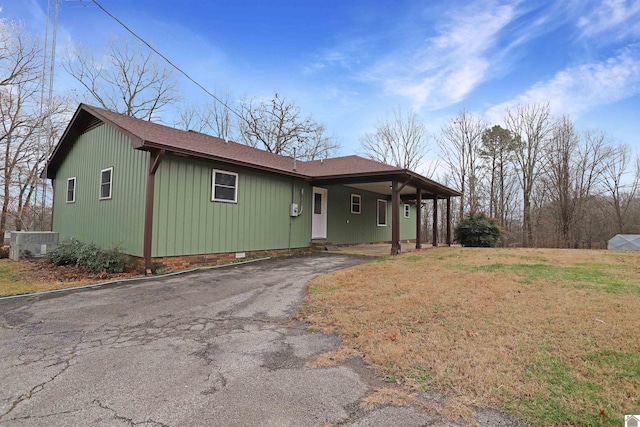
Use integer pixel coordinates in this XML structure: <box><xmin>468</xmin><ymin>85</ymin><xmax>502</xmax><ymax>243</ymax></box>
<box><xmin>81</xmin><ymin>105</ymin><xmax>407</xmax><ymax>178</ymax></box>
<box><xmin>298</xmin><ymin>155</ymin><xmax>401</xmax><ymax>177</ymax></box>
<box><xmin>47</xmin><ymin>104</ymin><xmax>460</xmax><ymax>197</ymax></box>
<box><xmin>81</xmin><ymin>104</ymin><xmax>306</xmax><ymax>177</ymax></box>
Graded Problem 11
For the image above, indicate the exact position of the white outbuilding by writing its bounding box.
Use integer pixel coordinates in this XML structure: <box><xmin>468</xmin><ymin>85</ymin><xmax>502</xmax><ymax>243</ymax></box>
<box><xmin>607</xmin><ymin>234</ymin><xmax>640</xmax><ymax>250</ymax></box>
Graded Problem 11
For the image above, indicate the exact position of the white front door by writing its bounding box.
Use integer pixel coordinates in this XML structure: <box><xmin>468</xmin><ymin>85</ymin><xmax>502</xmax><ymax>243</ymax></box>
<box><xmin>312</xmin><ymin>187</ymin><xmax>327</xmax><ymax>239</ymax></box>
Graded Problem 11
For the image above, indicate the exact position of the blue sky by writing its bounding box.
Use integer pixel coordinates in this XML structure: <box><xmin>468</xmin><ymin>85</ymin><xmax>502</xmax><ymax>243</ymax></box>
<box><xmin>2</xmin><ymin>0</ymin><xmax>639</xmax><ymax>166</ymax></box>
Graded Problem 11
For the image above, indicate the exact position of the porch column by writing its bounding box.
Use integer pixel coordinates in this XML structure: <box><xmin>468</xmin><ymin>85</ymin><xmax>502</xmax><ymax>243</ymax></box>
<box><xmin>415</xmin><ymin>189</ymin><xmax>422</xmax><ymax>249</ymax></box>
<box><xmin>446</xmin><ymin>197</ymin><xmax>452</xmax><ymax>246</ymax></box>
<box><xmin>391</xmin><ymin>179</ymin><xmax>400</xmax><ymax>255</ymax></box>
<box><xmin>432</xmin><ymin>197</ymin><xmax>438</xmax><ymax>247</ymax></box>
<box><xmin>143</xmin><ymin>149</ymin><xmax>164</xmax><ymax>275</ymax></box>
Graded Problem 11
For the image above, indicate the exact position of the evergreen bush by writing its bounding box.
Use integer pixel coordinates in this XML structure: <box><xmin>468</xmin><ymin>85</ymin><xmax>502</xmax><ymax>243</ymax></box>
<box><xmin>454</xmin><ymin>212</ymin><xmax>503</xmax><ymax>247</ymax></box>
<box><xmin>47</xmin><ymin>239</ymin><xmax>127</xmax><ymax>274</ymax></box>
<box><xmin>47</xmin><ymin>239</ymin><xmax>83</xmax><ymax>266</ymax></box>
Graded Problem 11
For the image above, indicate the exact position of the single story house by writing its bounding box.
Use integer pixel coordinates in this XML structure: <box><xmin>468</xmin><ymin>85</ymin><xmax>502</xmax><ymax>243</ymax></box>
<box><xmin>46</xmin><ymin>104</ymin><xmax>461</xmax><ymax>273</ymax></box>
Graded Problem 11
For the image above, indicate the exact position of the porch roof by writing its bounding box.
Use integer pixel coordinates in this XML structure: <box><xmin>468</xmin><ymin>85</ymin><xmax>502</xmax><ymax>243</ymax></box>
<box><xmin>310</xmin><ymin>169</ymin><xmax>460</xmax><ymax>199</ymax></box>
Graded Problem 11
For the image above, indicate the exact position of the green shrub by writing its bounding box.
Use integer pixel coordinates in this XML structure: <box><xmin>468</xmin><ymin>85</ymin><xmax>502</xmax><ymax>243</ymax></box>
<box><xmin>454</xmin><ymin>212</ymin><xmax>503</xmax><ymax>247</ymax></box>
<box><xmin>47</xmin><ymin>239</ymin><xmax>83</xmax><ymax>266</ymax></box>
<box><xmin>47</xmin><ymin>239</ymin><xmax>127</xmax><ymax>274</ymax></box>
<box><xmin>77</xmin><ymin>244</ymin><xmax>127</xmax><ymax>274</ymax></box>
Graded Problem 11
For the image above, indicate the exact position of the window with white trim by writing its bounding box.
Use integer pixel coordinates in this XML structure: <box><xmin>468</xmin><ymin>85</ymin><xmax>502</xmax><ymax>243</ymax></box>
<box><xmin>66</xmin><ymin>177</ymin><xmax>76</xmax><ymax>203</ymax></box>
<box><xmin>404</xmin><ymin>204</ymin><xmax>410</xmax><ymax>218</ymax></box>
<box><xmin>351</xmin><ymin>194</ymin><xmax>361</xmax><ymax>214</ymax></box>
<box><xmin>212</xmin><ymin>169</ymin><xmax>238</xmax><ymax>203</ymax></box>
<box><xmin>100</xmin><ymin>167</ymin><xmax>112</xmax><ymax>200</ymax></box>
<box><xmin>377</xmin><ymin>199</ymin><xmax>387</xmax><ymax>226</ymax></box>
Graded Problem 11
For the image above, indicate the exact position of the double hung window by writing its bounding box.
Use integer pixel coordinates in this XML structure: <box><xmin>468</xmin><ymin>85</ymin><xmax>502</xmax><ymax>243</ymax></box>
<box><xmin>351</xmin><ymin>194</ymin><xmax>361</xmax><ymax>214</ymax></box>
<box><xmin>212</xmin><ymin>169</ymin><xmax>238</xmax><ymax>203</ymax></box>
<box><xmin>66</xmin><ymin>177</ymin><xmax>76</xmax><ymax>203</ymax></box>
<box><xmin>100</xmin><ymin>167</ymin><xmax>113</xmax><ymax>200</ymax></box>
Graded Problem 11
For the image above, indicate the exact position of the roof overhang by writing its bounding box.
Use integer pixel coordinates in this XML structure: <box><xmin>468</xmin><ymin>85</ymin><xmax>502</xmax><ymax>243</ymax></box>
<box><xmin>141</xmin><ymin>141</ymin><xmax>310</xmax><ymax>180</ymax></box>
<box><xmin>311</xmin><ymin>170</ymin><xmax>461</xmax><ymax>199</ymax></box>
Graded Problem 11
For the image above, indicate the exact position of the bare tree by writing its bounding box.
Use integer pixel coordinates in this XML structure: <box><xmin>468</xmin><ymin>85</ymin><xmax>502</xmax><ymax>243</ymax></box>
<box><xmin>545</xmin><ymin>125</ymin><xmax>612</xmax><ymax>247</ymax></box>
<box><xmin>480</xmin><ymin>125</ymin><xmax>517</xmax><ymax>227</ymax></box>
<box><xmin>238</xmin><ymin>92</ymin><xmax>338</xmax><ymax>160</ymax></box>
<box><xmin>176</xmin><ymin>91</ymin><xmax>235</xmax><ymax>140</ymax></box>
<box><xmin>543</xmin><ymin>116</ymin><xmax>581</xmax><ymax>246</ymax></box>
<box><xmin>0</xmin><ymin>18</ymin><xmax>67</xmax><ymax>233</ymax></box>
<box><xmin>601</xmin><ymin>144</ymin><xmax>639</xmax><ymax>234</ymax></box>
<box><xmin>360</xmin><ymin>108</ymin><xmax>430</xmax><ymax>171</ymax></box>
<box><xmin>1</xmin><ymin>18</ymin><xmax>41</xmax><ymax>234</ymax></box>
<box><xmin>571</xmin><ymin>131</ymin><xmax>617</xmax><ymax>246</ymax></box>
<box><xmin>63</xmin><ymin>36</ymin><xmax>180</xmax><ymax>120</ymax></box>
<box><xmin>176</xmin><ymin>102</ymin><xmax>209</xmax><ymax>134</ymax></box>
<box><xmin>1</xmin><ymin>87</ymin><xmax>39</xmax><ymax>233</ymax></box>
<box><xmin>209</xmin><ymin>90</ymin><xmax>234</xmax><ymax>141</ymax></box>
<box><xmin>0</xmin><ymin>20</ymin><xmax>40</xmax><ymax>88</ymax></box>
<box><xmin>15</xmin><ymin>98</ymin><xmax>68</xmax><ymax>231</ymax></box>
<box><xmin>504</xmin><ymin>103</ymin><xmax>553</xmax><ymax>247</ymax></box>
<box><xmin>438</xmin><ymin>110</ymin><xmax>487</xmax><ymax>219</ymax></box>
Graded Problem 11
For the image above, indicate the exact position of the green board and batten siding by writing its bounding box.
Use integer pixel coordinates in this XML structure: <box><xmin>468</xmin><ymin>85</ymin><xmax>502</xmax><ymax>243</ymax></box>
<box><xmin>52</xmin><ymin>124</ymin><xmax>148</xmax><ymax>256</ymax></box>
<box><xmin>151</xmin><ymin>155</ymin><xmax>312</xmax><ymax>257</ymax></box>
<box><xmin>52</xmin><ymin>122</ymin><xmax>417</xmax><ymax>258</ymax></box>
<box><xmin>323</xmin><ymin>184</ymin><xmax>416</xmax><ymax>245</ymax></box>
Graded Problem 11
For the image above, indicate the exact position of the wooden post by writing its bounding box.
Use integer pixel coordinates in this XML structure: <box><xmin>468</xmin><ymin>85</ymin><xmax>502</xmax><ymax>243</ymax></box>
<box><xmin>143</xmin><ymin>149</ymin><xmax>164</xmax><ymax>274</ymax></box>
<box><xmin>446</xmin><ymin>196</ymin><xmax>452</xmax><ymax>246</ymax></box>
<box><xmin>415</xmin><ymin>188</ymin><xmax>422</xmax><ymax>249</ymax></box>
<box><xmin>391</xmin><ymin>180</ymin><xmax>400</xmax><ymax>255</ymax></box>
<box><xmin>432</xmin><ymin>197</ymin><xmax>438</xmax><ymax>247</ymax></box>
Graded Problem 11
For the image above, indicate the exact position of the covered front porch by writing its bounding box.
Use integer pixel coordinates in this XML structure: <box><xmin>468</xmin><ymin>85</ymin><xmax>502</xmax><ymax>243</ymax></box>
<box><xmin>311</xmin><ymin>169</ymin><xmax>461</xmax><ymax>255</ymax></box>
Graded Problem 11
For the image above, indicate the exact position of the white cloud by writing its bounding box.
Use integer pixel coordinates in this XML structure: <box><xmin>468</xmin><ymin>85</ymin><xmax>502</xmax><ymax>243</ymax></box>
<box><xmin>484</xmin><ymin>46</ymin><xmax>640</xmax><ymax>122</ymax></box>
<box><xmin>577</xmin><ymin>0</ymin><xmax>640</xmax><ymax>38</ymax></box>
<box><xmin>303</xmin><ymin>37</ymin><xmax>372</xmax><ymax>75</ymax></box>
<box><xmin>363</xmin><ymin>0</ymin><xmax>519</xmax><ymax>110</ymax></box>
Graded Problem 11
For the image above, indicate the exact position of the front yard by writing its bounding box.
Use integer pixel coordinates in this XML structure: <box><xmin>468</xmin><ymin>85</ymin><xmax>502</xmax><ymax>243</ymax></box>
<box><xmin>300</xmin><ymin>247</ymin><xmax>640</xmax><ymax>426</ymax></box>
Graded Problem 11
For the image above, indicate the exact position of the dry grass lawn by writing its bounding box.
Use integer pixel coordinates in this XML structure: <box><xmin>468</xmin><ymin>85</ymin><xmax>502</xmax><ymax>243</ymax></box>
<box><xmin>0</xmin><ymin>258</ymin><xmax>138</xmax><ymax>296</ymax></box>
<box><xmin>300</xmin><ymin>247</ymin><xmax>640</xmax><ymax>426</ymax></box>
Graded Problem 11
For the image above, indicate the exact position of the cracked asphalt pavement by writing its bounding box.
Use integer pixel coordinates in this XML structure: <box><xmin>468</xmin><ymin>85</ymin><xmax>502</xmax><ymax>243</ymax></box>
<box><xmin>0</xmin><ymin>254</ymin><xmax>521</xmax><ymax>427</ymax></box>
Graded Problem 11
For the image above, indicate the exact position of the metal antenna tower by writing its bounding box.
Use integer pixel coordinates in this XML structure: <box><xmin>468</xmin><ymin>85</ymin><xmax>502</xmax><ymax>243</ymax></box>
<box><xmin>39</xmin><ymin>0</ymin><xmax>59</xmax><ymax>231</ymax></box>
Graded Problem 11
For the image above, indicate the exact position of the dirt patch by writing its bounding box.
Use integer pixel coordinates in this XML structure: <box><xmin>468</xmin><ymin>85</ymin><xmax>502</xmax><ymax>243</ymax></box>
<box><xmin>19</xmin><ymin>259</ymin><xmax>136</xmax><ymax>282</ymax></box>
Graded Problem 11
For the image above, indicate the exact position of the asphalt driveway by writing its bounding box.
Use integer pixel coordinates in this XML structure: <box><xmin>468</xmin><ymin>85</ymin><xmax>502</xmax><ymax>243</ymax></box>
<box><xmin>0</xmin><ymin>254</ymin><xmax>517</xmax><ymax>427</ymax></box>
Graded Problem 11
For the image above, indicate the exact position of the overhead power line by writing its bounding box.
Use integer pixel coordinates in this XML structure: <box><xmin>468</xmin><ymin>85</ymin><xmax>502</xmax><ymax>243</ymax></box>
<box><xmin>88</xmin><ymin>0</ymin><xmax>243</xmax><ymax>120</ymax></box>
